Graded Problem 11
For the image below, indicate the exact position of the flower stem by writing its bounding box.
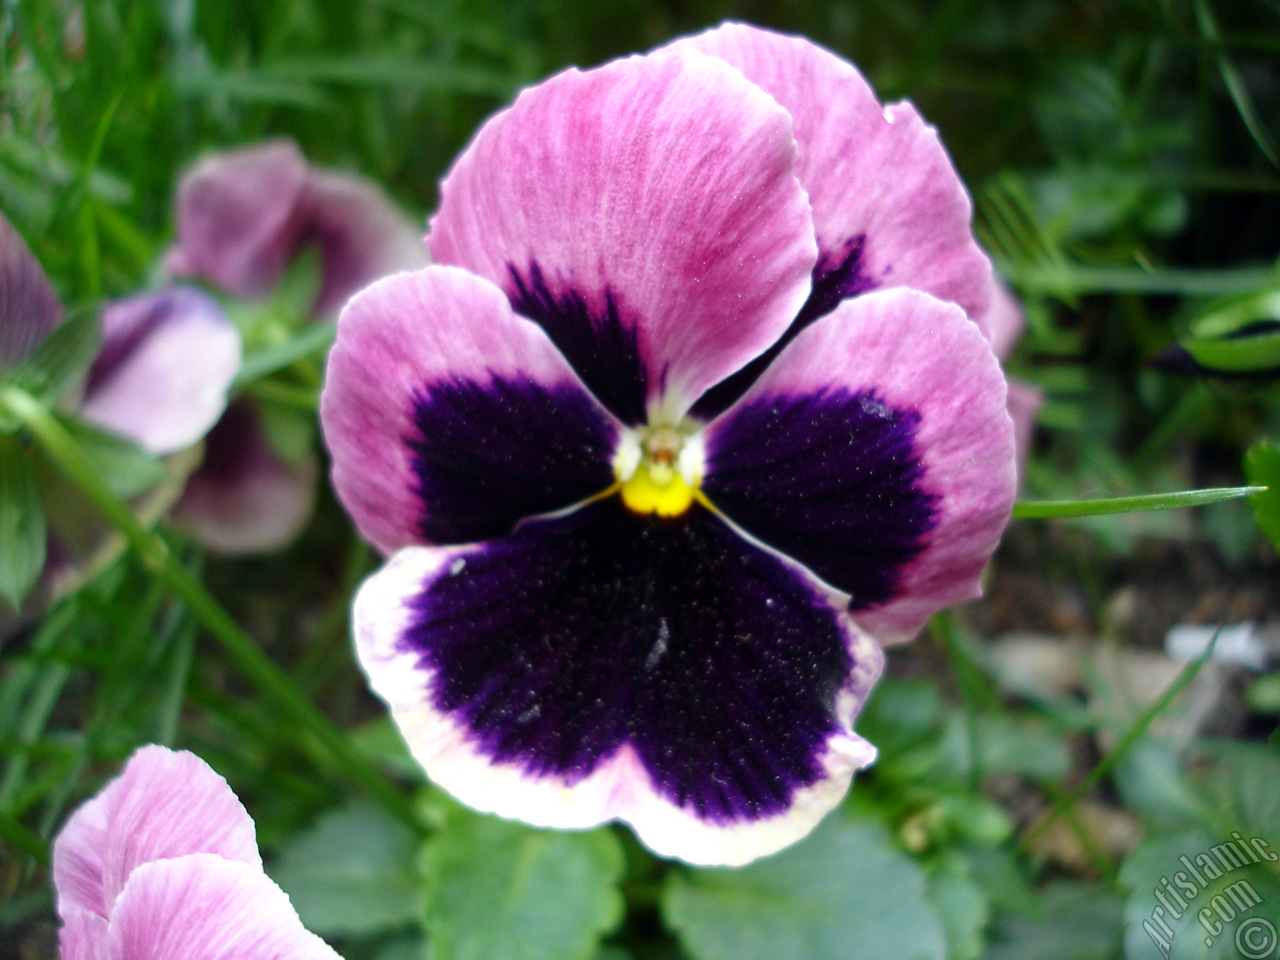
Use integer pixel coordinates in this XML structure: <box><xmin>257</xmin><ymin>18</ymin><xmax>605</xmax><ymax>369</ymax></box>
<box><xmin>0</xmin><ymin>385</ymin><xmax>418</xmax><ymax>830</ymax></box>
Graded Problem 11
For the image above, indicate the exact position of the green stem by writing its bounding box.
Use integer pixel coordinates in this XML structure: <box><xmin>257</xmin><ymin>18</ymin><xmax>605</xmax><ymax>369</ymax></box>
<box><xmin>1013</xmin><ymin>485</ymin><xmax>1264</xmax><ymax>519</ymax></box>
<box><xmin>0</xmin><ymin>385</ymin><xmax>418</xmax><ymax>829</ymax></box>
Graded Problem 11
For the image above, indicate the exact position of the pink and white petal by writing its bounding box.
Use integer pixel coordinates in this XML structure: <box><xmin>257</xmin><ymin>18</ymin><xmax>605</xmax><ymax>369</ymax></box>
<box><xmin>0</xmin><ymin>212</ymin><xmax>63</xmax><ymax>369</ymax></box>
<box><xmin>167</xmin><ymin>141</ymin><xmax>308</xmax><ymax>297</ymax></box>
<box><xmin>108</xmin><ymin>854</ymin><xmax>341</xmax><ymax>960</ymax></box>
<box><xmin>169</xmin><ymin>403</ymin><xmax>317</xmax><ymax>555</ymax></box>
<box><xmin>704</xmin><ymin>288</ymin><xmax>1016</xmax><ymax>646</ymax></box>
<box><xmin>79</xmin><ymin>289</ymin><xmax>241</xmax><ymax>456</ymax></box>
<box><xmin>58</xmin><ymin>907</ymin><xmax>109</xmax><ymax>960</ymax></box>
<box><xmin>53</xmin><ymin>777</ymin><xmax>117</xmax><ymax>918</ymax></box>
<box><xmin>673</xmin><ymin>24</ymin><xmax>992</xmax><ymax>325</ymax></box>
<box><xmin>981</xmin><ymin>280</ymin><xmax>1025</xmax><ymax>359</ymax></box>
<box><xmin>428</xmin><ymin>47</ymin><xmax>816</xmax><ymax>423</ymax></box>
<box><xmin>300</xmin><ymin>170</ymin><xmax>428</xmax><ymax>316</ymax></box>
<box><xmin>82</xmin><ymin>746</ymin><xmax>261</xmax><ymax>914</ymax></box>
<box><xmin>355</xmin><ymin>499</ymin><xmax>883</xmax><ymax>867</ymax></box>
<box><xmin>320</xmin><ymin>266</ymin><xmax>620</xmax><ymax>555</ymax></box>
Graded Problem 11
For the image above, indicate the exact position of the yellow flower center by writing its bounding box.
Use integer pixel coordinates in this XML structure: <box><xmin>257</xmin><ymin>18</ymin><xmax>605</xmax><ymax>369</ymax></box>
<box><xmin>613</xmin><ymin>424</ymin><xmax>705</xmax><ymax>517</ymax></box>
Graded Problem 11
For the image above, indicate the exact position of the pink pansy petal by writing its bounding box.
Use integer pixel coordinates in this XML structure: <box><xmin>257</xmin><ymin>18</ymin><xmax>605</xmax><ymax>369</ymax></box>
<box><xmin>108</xmin><ymin>854</ymin><xmax>342</xmax><ymax>960</ymax></box>
<box><xmin>673</xmin><ymin>23</ymin><xmax>992</xmax><ymax>325</ymax></box>
<box><xmin>52</xmin><ymin>745</ymin><xmax>261</xmax><ymax>921</ymax></box>
<box><xmin>321</xmin><ymin>266</ymin><xmax>620</xmax><ymax>555</ymax></box>
<box><xmin>169</xmin><ymin>402</ymin><xmax>318</xmax><ymax>555</ymax></box>
<box><xmin>354</xmin><ymin>500</ymin><xmax>883</xmax><ymax>867</ymax></box>
<box><xmin>301</xmin><ymin>170</ymin><xmax>427</xmax><ymax>316</ymax></box>
<box><xmin>58</xmin><ymin>907</ymin><xmax>109</xmax><ymax>960</ymax></box>
<box><xmin>428</xmin><ymin>46</ymin><xmax>816</xmax><ymax>424</ymax></box>
<box><xmin>705</xmin><ymin>288</ymin><xmax>1016</xmax><ymax>646</ymax></box>
<box><xmin>1006</xmin><ymin>378</ymin><xmax>1041</xmax><ymax>474</ymax></box>
<box><xmin>78</xmin><ymin>288</ymin><xmax>241</xmax><ymax>456</ymax></box>
<box><xmin>0</xmin><ymin>211</ymin><xmax>64</xmax><ymax>369</ymax></box>
<box><xmin>168</xmin><ymin>141</ymin><xmax>308</xmax><ymax>297</ymax></box>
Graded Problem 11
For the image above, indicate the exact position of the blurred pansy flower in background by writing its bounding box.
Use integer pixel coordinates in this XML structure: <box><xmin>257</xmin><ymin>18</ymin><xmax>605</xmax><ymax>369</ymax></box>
<box><xmin>321</xmin><ymin>23</ymin><xmax>1017</xmax><ymax>865</ymax></box>
<box><xmin>980</xmin><ymin>280</ymin><xmax>1041</xmax><ymax>471</ymax></box>
<box><xmin>52</xmin><ymin>745</ymin><xmax>341</xmax><ymax>960</ymax></box>
<box><xmin>165</xmin><ymin>140</ymin><xmax>426</xmax><ymax>554</ymax></box>
<box><xmin>0</xmin><ymin>213</ymin><xmax>240</xmax><ymax>614</ymax></box>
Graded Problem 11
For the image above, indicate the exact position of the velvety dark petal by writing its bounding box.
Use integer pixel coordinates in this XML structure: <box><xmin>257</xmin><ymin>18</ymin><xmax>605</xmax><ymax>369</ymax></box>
<box><xmin>0</xmin><ymin>212</ymin><xmax>63</xmax><ymax>369</ymax></box>
<box><xmin>321</xmin><ymin>267</ymin><xmax>620</xmax><ymax>554</ymax></box>
<box><xmin>703</xmin><ymin>289</ymin><xmax>1017</xmax><ymax>645</ymax></box>
<box><xmin>354</xmin><ymin>498</ymin><xmax>881</xmax><ymax>866</ymax></box>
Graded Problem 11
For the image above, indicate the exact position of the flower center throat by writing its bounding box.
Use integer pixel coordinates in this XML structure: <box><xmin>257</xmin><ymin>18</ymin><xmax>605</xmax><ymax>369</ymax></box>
<box><xmin>612</xmin><ymin>423</ymin><xmax>705</xmax><ymax>517</ymax></box>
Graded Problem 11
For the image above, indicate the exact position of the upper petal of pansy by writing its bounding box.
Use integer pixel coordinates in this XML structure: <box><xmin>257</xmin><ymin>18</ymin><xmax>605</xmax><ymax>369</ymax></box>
<box><xmin>354</xmin><ymin>497</ymin><xmax>882</xmax><ymax>866</ymax></box>
<box><xmin>701</xmin><ymin>287</ymin><xmax>1016</xmax><ymax>646</ymax></box>
<box><xmin>78</xmin><ymin>288</ymin><xmax>241</xmax><ymax>456</ymax></box>
<box><xmin>58</xmin><ymin>907</ymin><xmax>108</xmax><ymax>960</ymax></box>
<box><xmin>0</xmin><ymin>212</ymin><xmax>63</xmax><ymax>370</ymax></box>
<box><xmin>51</xmin><ymin>745</ymin><xmax>260</xmax><ymax>920</ymax></box>
<box><xmin>108</xmin><ymin>854</ymin><xmax>342</xmax><ymax>960</ymax></box>
<box><xmin>427</xmin><ymin>47</ymin><xmax>816</xmax><ymax>425</ymax></box>
<box><xmin>301</xmin><ymin>170</ymin><xmax>427</xmax><ymax>316</ymax></box>
<box><xmin>981</xmin><ymin>280</ymin><xmax>1025</xmax><ymax>360</ymax></box>
<box><xmin>321</xmin><ymin>266</ymin><xmax>620</xmax><ymax>555</ymax></box>
<box><xmin>675</xmin><ymin>24</ymin><xmax>994</xmax><ymax>417</ymax></box>
<box><xmin>168</xmin><ymin>141</ymin><xmax>308</xmax><ymax>297</ymax></box>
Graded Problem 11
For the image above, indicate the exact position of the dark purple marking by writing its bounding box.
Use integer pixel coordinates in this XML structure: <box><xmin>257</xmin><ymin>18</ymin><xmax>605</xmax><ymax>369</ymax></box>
<box><xmin>408</xmin><ymin>374</ymin><xmax>616</xmax><ymax>544</ymax></box>
<box><xmin>703</xmin><ymin>388</ymin><xmax>936</xmax><ymax>611</ymax></box>
<box><xmin>506</xmin><ymin>262</ymin><xmax>648</xmax><ymax>426</ymax></box>
<box><xmin>403</xmin><ymin>498</ymin><xmax>859</xmax><ymax>824</ymax></box>
<box><xmin>691</xmin><ymin>235</ymin><xmax>875</xmax><ymax>420</ymax></box>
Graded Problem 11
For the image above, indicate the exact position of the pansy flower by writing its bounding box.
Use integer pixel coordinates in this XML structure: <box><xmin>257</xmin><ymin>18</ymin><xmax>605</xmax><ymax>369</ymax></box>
<box><xmin>52</xmin><ymin>745</ymin><xmax>340</xmax><ymax>960</ymax></box>
<box><xmin>164</xmin><ymin>140</ymin><xmax>426</xmax><ymax>553</ymax></box>
<box><xmin>321</xmin><ymin>23</ymin><xmax>1017</xmax><ymax>865</ymax></box>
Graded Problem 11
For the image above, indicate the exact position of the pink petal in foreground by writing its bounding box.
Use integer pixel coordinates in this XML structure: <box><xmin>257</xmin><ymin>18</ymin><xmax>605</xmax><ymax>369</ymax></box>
<box><xmin>109</xmin><ymin>854</ymin><xmax>341</xmax><ymax>960</ymax></box>
<box><xmin>57</xmin><ymin>907</ymin><xmax>109</xmax><ymax>960</ymax></box>
<box><xmin>429</xmin><ymin>46</ymin><xmax>815</xmax><ymax>422</ymax></box>
<box><xmin>51</xmin><ymin>745</ymin><xmax>260</xmax><ymax>921</ymax></box>
<box><xmin>78</xmin><ymin>288</ymin><xmax>241</xmax><ymax>456</ymax></box>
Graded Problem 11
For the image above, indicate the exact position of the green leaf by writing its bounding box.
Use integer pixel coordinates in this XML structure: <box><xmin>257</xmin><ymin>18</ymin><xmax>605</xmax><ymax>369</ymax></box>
<box><xmin>1013</xmin><ymin>487</ymin><xmax>1263</xmax><ymax>519</ymax></box>
<box><xmin>926</xmin><ymin>856</ymin><xmax>990</xmax><ymax>960</ymax></box>
<box><xmin>235</xmin><ymin>319</ymin><xmax>335</xmax><ymax>387</ymax></box>
<box><xmin>269</xmin><ymin>801</ymin><xmax>422</xmax><ymax>938</ymax></box>
<box><xmin>986</xmin><ymin>882</ymin><xmax>1122</xmax><ymax>960</ymax></box>
<box><xmin>5</xmin><ymin>309</ymin><xmax>101</xmax><ymax>405</ymax></box>
<box><xmin>57</xmin><ymin>415</ymin><xmax>167</xmax><ymax>498</ymax></box>
<box><xmin>258</xmin><ymin>399</ymin><xmax>316</xmax><ymax>466</ymax></box>
<box><xmin>663</xmin><ymin>816</ymin><xmax>946</xmax><ymax>960</ymax></box>
<box><xmin>421</xmin><ymin>811</ymin><xmax>624</xmax><ymax>960</ymax></box>
<box><xmin>0</xmin><ymin>435</ymin><xmax>46</xmax><ymax>610</ymax></box>
<box><xmin>1244</xmin><ymin>440</ymin><xmax>1280</xmax><ymax>548</ymax></box>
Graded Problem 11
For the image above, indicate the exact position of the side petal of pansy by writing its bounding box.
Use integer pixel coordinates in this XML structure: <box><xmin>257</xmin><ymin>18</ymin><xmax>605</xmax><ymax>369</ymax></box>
<box><xmin>57</xmin><ymin>908</ymin><xmax>108</xmax><ymax>960</ymax></box>
<box><xmin>301</xmin><ymin>170</ymin><xmax>428</xmax><ymax>316</ymax></box>
<box><xmin>701</xmin><ymin>287</ymin><xmax>1016</xmax><ymax>646</ymax></box>
<box><xmin>673</xmin><ymin>23</ymin><xmax>994</xmax><ymax>417</ymax></box>
<box><xmin>321</xmin><ymin>267</ymin><xmax>621</xmax><ymax>555</ymax></box>
<box><xmin>354</xmin><ymin>497</ymin><xmax>882</xmax><ymax>866</ymax></box>
<box><xmin>107</xmin><ymin>855</ymin><xmax>341</xmax><ymax>960</ymax></box>
<box><xmin>427</xmin><ymin>46</ymin><xmax>816</xmax><ymax>425</ymax></box>
<box><xmin>51</xmin><ymin>745</ymin><xmax>261</xmax><ymax>921</ymax></box>
<box><xmin>167</xmin><ymin>140</ymin><xmax>309</xmax><ymax>298</ymax></box>
<box><xmin>168</xmin><ymin>402</ymin><xmax>318</xmax><ymax>555</ymax></box>
<box><xmin>77</xmin><ymin>288</ymin><xmax>242</xmax><ymax>456</ymax></box>
<box><xmin>0</xmin><ymin>212</ymin><xmax>64</xmax><ymax>369</ymax></box>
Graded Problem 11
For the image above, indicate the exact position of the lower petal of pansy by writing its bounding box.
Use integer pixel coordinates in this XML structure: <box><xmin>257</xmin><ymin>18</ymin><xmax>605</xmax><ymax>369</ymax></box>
<box><xmin>108</xmin><ymin>854</ymin><xmax>341</xmax><ymax>960</ymax></box>
<box><xmin>354</xmin><ymin>497</ymin><xmax>882</xmax><ymax>866</ymax></box>
<box><xmin>701</xmin><ymin>287</ymin><xmax>1016</xmax><ymax>646</ymax></box>
<box><xmin>321</xmin><ymin>266</ymin><xmax>620</xmax><ymax>554</ymax></box>
<box><xmin>79</xmin><ymin>289</ymin><xmax>241</xmax><ymax>456</ymax></box>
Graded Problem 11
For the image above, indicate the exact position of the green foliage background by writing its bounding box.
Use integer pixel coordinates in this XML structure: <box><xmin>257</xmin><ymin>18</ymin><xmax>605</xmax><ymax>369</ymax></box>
<box><xmin>2</xmin><ymin>1</ymin><xmax>1279</xmax><ymax>958</ymax></box>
